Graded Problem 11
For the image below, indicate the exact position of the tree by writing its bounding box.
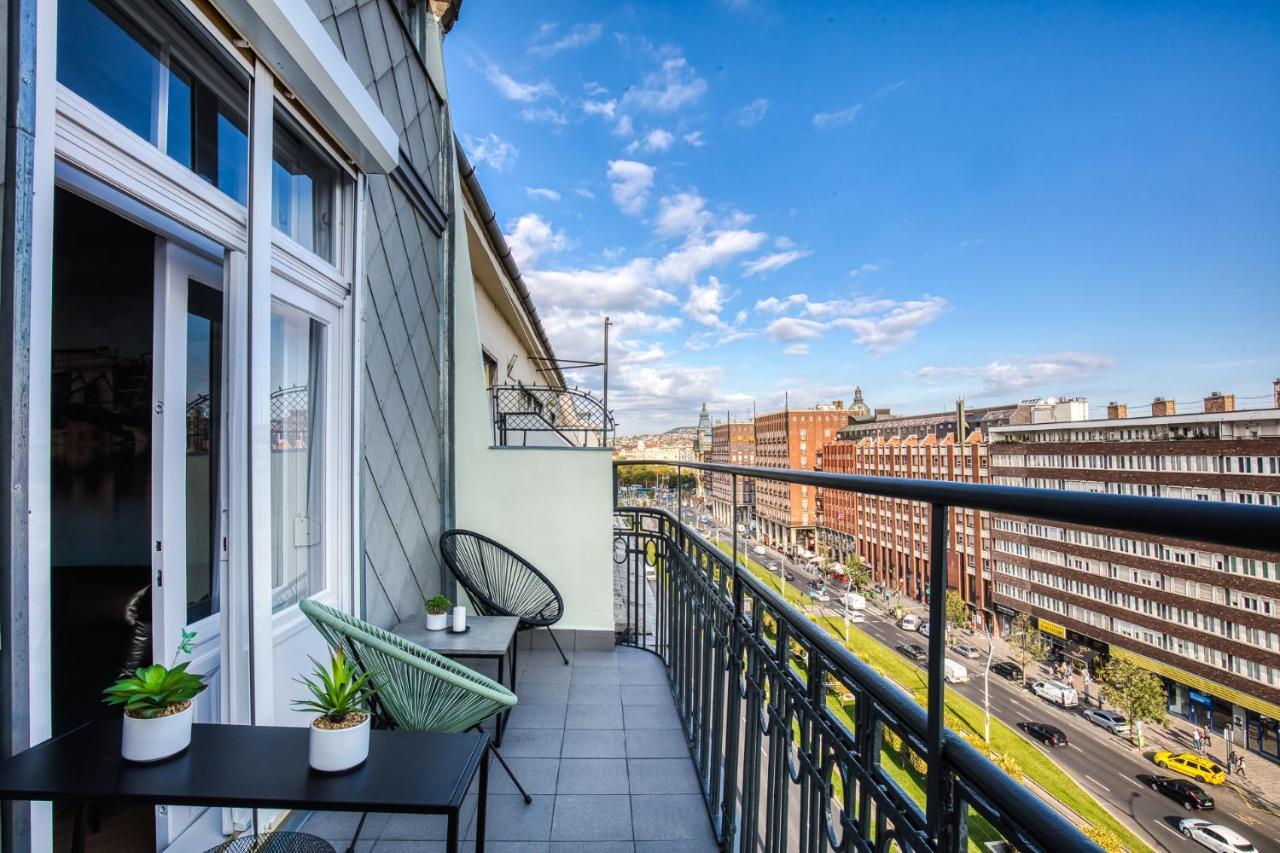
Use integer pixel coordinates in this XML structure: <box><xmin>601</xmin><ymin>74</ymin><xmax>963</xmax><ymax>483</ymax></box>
<box><xmin>1007</xmin><ymin>613</ymin><xmax>1047</xmax><ymax>684</ymax></box>
<box><xmin>843</xmin><ymin>554</ymin><xmax>871</xmax><ymax>593</ymax></box>
<box><xmin>1096</xmin><ymin>657</ymin><xmax>1167</xmax><ymax>747</ymax></box>
<box><xmin>944</xmin><ymin>590</ymin><xmax>970</xmax><ymax>633</ymax></box>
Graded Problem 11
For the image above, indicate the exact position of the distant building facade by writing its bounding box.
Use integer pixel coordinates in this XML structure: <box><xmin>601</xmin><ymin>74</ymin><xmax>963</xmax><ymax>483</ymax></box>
<box><xmin>754</xmin><ymin>401</ymin><xmax>851</xmax><ymax>552</ymax></box>
<box><xmin>708</xmin><ymin>421</ymin><xmax>756</xmax><ymax>528</ymax></box>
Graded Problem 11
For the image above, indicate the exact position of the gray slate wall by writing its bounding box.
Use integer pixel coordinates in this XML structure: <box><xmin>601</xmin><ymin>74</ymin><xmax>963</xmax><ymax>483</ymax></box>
<box><xmin>306</xmin><ymin>0</ymin><xmax>450</xmax><ymax>628</ymax></box>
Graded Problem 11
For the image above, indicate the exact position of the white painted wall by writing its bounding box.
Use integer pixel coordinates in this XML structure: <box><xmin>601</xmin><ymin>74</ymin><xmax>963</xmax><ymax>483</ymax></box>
<box><xmin>475</xmin><ymin>282</ymin><xmax>543</xmax><ymax>387</ymax></box>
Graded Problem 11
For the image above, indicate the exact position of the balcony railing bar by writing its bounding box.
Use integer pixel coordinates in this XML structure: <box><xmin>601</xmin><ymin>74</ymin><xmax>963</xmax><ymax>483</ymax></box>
<box><xmin>489</xmin><ymin>382</ymin><xmax>615</xmax><ymax>447</ymax></box>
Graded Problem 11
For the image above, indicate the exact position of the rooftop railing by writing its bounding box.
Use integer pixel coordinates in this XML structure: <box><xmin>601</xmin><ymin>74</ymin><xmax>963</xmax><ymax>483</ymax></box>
<box><xmin>611</xmin><ymin>459</ymin><xmax>1280</xmax><ymax>852</ymax></box>
<box><xmin>490</xmin><ymin>382</ymin><xmax>614</xmax><ymax>448</ymax></box>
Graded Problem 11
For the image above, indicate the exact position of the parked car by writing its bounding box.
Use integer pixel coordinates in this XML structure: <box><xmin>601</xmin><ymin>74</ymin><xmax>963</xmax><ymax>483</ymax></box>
<box><xmin>918</xmin><ymin>621</ymin><xmax>931</xmax><ymax>637</ymax></box>
<box><xmin>783</xmin><ymin>570</ymin><xmax>796</xmax><ymax>581</ymax></box>
<box><xmin>806</xmin><ymin>579</ymin><xmax>824</xmax><ymax>590</ymax></box>
<box><xmin>1178</xmin><ymin>819</ymin><xmax>1256</xmax><ymax>853</ymax></box>
<box><xmin>1030</xmin><ymin>680</ymin><xmax>1079</xmax><ymax>707</ymax></box>
<box><xmin>897</xmin><ymin>643</ymin><xmax>927</xmax><ymax>662</ymax></box>
<box><xmin>767</xmin><ymin>562</ymin><xmax>779</xmax><ymax>573</ymax></box>
<box><xmin>808</xmin><ymin>588</ymin><xmax>831</xmax><ymax>603</ymax></box>
<box><xmin>1140</xmin><ymin>775</ymin><xmax>1215</xmax><ymax>810</ymax></box>
<box><xmin>1082</xmin><ymin>708</ymin><xmax>1130</xmax><ymax>735</ymax></box>
<box><xmin>951</xmin><ymin>643</ymin><xmax>981</xmax><ymax>659</ymax></box>
<box><xmin>1019</xmin><ymin>722</ymin><xmax>1068</xmax><ymax>747</ymax></box>
<box><xmin>1154</xmin><ymin>752</ymin><xmax>1226</xmax><ymax>785</ymax></box>
<box><xmin>899</xmin><ymin>614</ymin><xmax>921</xmax><ymax>631</ymax></box>
<box><xmin>943</xmin><ymin>660</ymin><xmax>969</xmax><ymax>683</ymax></box>
<box><xmin>753</xmin><ymin>545</ymin><xmax>767</xmax><ymax>555</ymax></box>
<box><xmin>991</xmin><ymin>661</ymin><xmax>1023</xmax><ymax>681</ymax></box>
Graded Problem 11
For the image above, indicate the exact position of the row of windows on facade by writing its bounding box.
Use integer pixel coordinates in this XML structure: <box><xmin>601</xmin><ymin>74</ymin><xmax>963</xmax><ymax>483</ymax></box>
<box><xmin>995</xmin><ymin>452</ymin><xmax>1280</xmax><ymax>475</ymax></box>
<box><xmin>994</xmin><ymin>475</ymin><xmax>1280</xmax><ymax>506</ymax></box>
<box><xmin>994</xmin><ymin>582</ymin><xmax>1279</xmax><ymax>688</ymax></box>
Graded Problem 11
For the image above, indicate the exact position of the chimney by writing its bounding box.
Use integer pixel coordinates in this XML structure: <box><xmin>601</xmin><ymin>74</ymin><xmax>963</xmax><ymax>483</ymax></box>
<box><xmin>833</xmin><ymin>400</ymin><xmax>844</xmax><ymax>410</ymax></box>
<box><xmin>1106</xmin><ymin>401</ymin><xmax>1127</xmax><ymax>420</ymax></box>
<box><xmin>1274</xmin><ymin>378</ymin><xmax>1280</xmax><ymax>409</ymax></box>
<box><xmin>1152</xmin><ymin>397</ymin><xmax>1176</xmax><ymax>417</ymax></box>
<box><xmin>874</xmin><ymin>407</ymin><xmax>892</xmax><ymax>418</ymax></box>
<box><xmin>1203</xmin><ymin>391</ymin><xmax>1235</xmax><ymax>414</ymax></box>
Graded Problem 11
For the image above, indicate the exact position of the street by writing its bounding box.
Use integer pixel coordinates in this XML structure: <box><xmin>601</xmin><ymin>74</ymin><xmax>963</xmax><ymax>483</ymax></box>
<box><xmin>691</xmin><ymin>513</ymin><xmax>1280</xmax><ymax>853</ymax></box>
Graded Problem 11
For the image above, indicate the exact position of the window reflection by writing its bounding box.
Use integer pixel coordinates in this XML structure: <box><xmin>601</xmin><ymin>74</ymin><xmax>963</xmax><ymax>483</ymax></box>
<box><xmin>272</xmin><ymin>113</ymin><xmax>338</xmax><ymax>262</ymax></box>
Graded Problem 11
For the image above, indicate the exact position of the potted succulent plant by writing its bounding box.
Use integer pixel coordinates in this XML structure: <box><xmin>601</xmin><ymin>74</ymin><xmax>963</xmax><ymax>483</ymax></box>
<box><xmin>103</xmin><ymin>629</ymin><xmax>207</xmax><ymax>762</ymax></box>
<box><xmin>424</xmin><ymin>594</ymin><xmax>451</xmax><ymax>631</ymax></box>
<box><xmin>293</xmin><ymin>649</ymin><xmax>373</xmax><ymax>773</ymax></box>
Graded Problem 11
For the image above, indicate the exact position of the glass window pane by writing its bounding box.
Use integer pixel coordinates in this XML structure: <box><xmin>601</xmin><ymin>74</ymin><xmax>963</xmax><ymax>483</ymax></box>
<box><xmin>186</xmin><ymin>282</ymin><xmax>222</xmax><ymax>623</ymax></box>
<box><xmin>58</xmin><ymin>0</ymin><xmax>162</xmax><ymax>142</ymax></box>
<box><xmin>272</xmin><ymin>113</ymin><xmax>338</xmax><ymax>261</ymax></box>
<box><xmin>270</xmin><ymin>302</ymin><xmax>325</xmax><ymax>612</ymax></box>
<box><xmin>166</xmin><ymin>61</ymin><xmax>249</xmax><ymax>205</ymax></box>
<box><xmin>167</xmin><ymin>66</ymin><xmax>194</xmax><ymax>169</ymax></box>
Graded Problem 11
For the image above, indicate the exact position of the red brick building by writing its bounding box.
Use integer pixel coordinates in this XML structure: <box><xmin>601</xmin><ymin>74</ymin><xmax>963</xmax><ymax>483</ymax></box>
<box><xmin>754</xmin><ymin>403</ymin><xmax>852</xmax><ymax>553</ymax></box>
<box><xmin>708</xmin><ymin>421</ymin><xmax>755</xmax><ymax>528</ymax></box>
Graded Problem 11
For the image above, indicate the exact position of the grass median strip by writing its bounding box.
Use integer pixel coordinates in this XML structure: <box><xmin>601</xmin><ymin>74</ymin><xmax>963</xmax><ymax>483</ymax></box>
<box><xmin>708</xmin><ymin>537</ymin><xmax>1151</xmax><ymax>853</ymax></box>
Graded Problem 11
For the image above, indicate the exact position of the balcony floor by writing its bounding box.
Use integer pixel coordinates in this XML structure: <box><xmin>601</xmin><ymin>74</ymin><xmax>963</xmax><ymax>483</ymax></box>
<box><xmin>303</xmin><ymin>629</ymin><xmax>718</xmax><ymax>852</ymax></box>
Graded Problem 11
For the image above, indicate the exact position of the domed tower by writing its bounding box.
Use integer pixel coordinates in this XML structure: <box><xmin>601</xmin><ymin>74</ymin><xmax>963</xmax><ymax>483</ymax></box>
<box><xmin>694</xmin><ymin>402</ymin><xmax>713</xmax><ymax>462</ymax></box>
<box><xmin>848</xmin><ymin>385</ymin><xmax>871</xmax><ymax>421</ymax></box>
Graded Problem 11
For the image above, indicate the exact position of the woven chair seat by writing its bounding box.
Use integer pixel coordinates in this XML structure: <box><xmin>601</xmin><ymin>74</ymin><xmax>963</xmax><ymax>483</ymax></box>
<box><xmin>440</xmin><ymin>530</ymin><xmax>564</xmax><ymax>628</ymax></box>
<box><xmin>204</xmin><ymin>831</ymin><xmax>335</xmax><ymax>852</ymax></box>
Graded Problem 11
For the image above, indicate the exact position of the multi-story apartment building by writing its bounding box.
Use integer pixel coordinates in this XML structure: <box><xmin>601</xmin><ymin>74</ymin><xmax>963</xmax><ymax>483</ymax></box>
<box><xmin>817</xmin><ymin>401</ymin><xmax>1040</xmax><ymax>626</ymax></box>
<box><xmin>989</xmin><ymin>386</ymin><xmax>1280</xmax><ymax>764</ymax></box>
<box><xmin>754</xmin><ymin>401</ymin><xmax>851</xmax><ymax>552</ymax></box>
<box><xmin>708</xmin><ymin>421</ymin><xmax>756</xmax><ymax>528</ymax></box>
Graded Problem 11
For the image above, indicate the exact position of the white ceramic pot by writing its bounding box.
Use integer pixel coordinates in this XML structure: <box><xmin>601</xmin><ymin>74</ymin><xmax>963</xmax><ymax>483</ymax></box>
<box><xmin>425</xmin><ymin>611</ymin><xmax>449</xmax><ymax>631</ymax></box>
<box><xmin>121</xmin><ymin>702</ymin><xmax>194</xmax><ymax>763</ymax></box>
<box><xmin>308</xmin><ymin>713</ymin><xmax>370</xmax><ymax>773</ymax></box>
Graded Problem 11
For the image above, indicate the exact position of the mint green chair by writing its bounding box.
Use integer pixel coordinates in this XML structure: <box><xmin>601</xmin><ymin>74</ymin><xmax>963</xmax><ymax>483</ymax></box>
<box><xmin>298</xmin><ymin>600</ymin><xmax>526</xmax><ymax>852</ymax></box>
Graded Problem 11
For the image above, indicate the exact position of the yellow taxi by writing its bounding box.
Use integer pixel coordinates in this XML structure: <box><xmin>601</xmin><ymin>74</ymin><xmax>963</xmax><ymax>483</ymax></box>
<box><xmin>1153</xmin><ymin>751</ymin><xmax>1227</xmax><ymax>785</ymax></box>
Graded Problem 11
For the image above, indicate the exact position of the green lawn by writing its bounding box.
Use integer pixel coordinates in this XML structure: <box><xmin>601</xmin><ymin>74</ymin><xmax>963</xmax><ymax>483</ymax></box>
<box><xmin>707</xmin><ymin>537</ymin><xmax>1150</xmax><ymax>853</ymax></box>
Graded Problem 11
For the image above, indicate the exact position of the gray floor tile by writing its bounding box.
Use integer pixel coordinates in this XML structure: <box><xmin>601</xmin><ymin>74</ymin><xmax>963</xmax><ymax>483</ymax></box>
<box><xmin>490</xmin><ymin>757</ymin><xmax>560</xmax><ymax>796</ymax></box>
<box><xmin>561</xmin><ymin>728</ymin><xmax>626</xmax><ymax>758</ymax></box>
<box><xmin>519</xmin><ymin>665</ymin><xmax>574</xmax><ymax>685</ymax></box>
<box><xmin>568</xmin><ymin>666</ymin><xmax>621</xmax><ymax>685</ymax></box>
<box><xmin>635</xmin><ymin>841</ymin><xmax>718</xmax><ymax>852</ymax></box>
<box><xmin>507</xmin><ymin>703</ymin><xmax>568</xmax><ymax>729</ymax></box>
<box><xmin>550</xmin><ymin>795</ymin><xmax>633</xmax><ymax>841</ymax></box>
<box><xmin>522</xmin><ymin>650</ymin><xmax>574</xmax><ymax>666</ymax></box>
<box><xmin>625</xmin><ymin>729</ymin><xmax>690</xmax><ymax>758</ymax></box>
<box><xmin>550</xmin><ymin>843</ymin><xmax>633</xmax><ymax>853</ymax></box>
<box><xmin>572</xmin><ymin>650</ymin><xmax>621</xmax><ymax>668</ymax></box>
<box><xmin>517</xmin><ymin>683</ymin><xmax>571</xmax><ymax>704</ymax></box>
<box><xmin>565</xmin><ymin>704</ymin><xmax>624</xmax><ymax>729</ymax></box>
<box><xmin>485</xmin><ymin>843</ymin><xmax>551</xmax><ymax>853</ymax></box>
<box><xmin>631</xmin><ymin>794</ymin><xmax>714</xmax><ymax>841</ymax></box>
<box><xmin>568</xmin><ymin>682</ymin><xmax>621</xmax><ymax>705</ymax></box>
<box><xmin>379</xmin><ymin>812</ymin><xmax>451</xmax><ymax>840</ymax></box>
<box><xmin>628</xmin><ymin>758</ymin><xmax>702</xmax><ymax>794</ymax></box>
<box><xmin>370</xmin><ymin>841</ymin><xmax>445</xmax><ymax>852</ymax></box>
<box><xmin>619</xmin><ymin>685</ymin><xmax>673</xmax><ymax>705</ymax></box>
<box><xmin>302</xmin><ymin>810</ymin><xmax>389</xmax><ymax>842</ymax></box>
<box><xmin>574</xmin><ymin>631</ymin><xmax>617</xmax><ymax>650</ymax></box>
<box><xmin>556</xmin><ymin>758</ymin><xmax>629</xmax><ymax>794</ymax></box>
<box><xmin>499</xmin><ymin>728</ymin><xmax>564</xmax><ymax>757</ymax></box>
<box><xmin>618</xmin><ymin>666</ymin><xmax>668</xmax><ymax>686</ymax></box>
<box><xmin>623</xmin><ymin>703</ymin><xmax>682</xmax><ymax>729</ymax></box>
<box><xmin>468</xmin><ymin>794</ymin><xmax>554</xmax><ymax>841</ymax></box>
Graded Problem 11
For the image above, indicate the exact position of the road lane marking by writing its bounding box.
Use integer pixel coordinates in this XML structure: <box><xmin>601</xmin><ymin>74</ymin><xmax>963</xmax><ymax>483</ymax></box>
<box><xmin>1084</xmin><ymin>775</ymin><xmax>1111</xmax><ymax>792</ymax></box>
<box><xmin>1069</xmin><ymin>744</ymin><xmax>1084</xmax><ymax>753</ymax></box>
<box><xmin>1152</xmin><ymin>819</ymin><xmax>1182</xmax><ymax>839</ymax></box>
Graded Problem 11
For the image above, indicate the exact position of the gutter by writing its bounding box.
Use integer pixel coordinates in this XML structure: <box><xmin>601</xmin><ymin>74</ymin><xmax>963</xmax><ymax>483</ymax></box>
<box><xmin>454</xmin><ymin>136</ymin><xmax>565</xmax><ymax>389</ymax></box>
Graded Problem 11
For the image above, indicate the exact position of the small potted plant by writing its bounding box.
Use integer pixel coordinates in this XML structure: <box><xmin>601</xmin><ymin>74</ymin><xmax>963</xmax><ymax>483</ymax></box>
<box><xmin>424</xmin><ymin>594</ymin><xmax>451</xmax><ymax>631</ymax></box>
<box><xmin>293</xmin><ymin>649</ymin><xmax>373</xmax><ymax>773</ymax></box>
<box><xmin>103</xmin><ymin>629</ymin><xmax>207</xmax><ymax>762</ymax></box>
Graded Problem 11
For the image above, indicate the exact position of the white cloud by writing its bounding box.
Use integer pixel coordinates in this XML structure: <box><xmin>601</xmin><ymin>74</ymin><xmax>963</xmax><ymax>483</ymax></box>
<box><xmin>783</xmin><ymin>344</ymin><xmax>810</xmax><ymax>356</ymax></box>
<box><xmin>754</xmin><ymin>294</ymin><xmax>808</xmax><ymax>313</ymax></box>
<box><xmin>765</xmin><ymin>317</ymin><xmax>826</xmax><ymax>342</ymax></box>
<box><xmin>654</xmin><ymin>192</ymin><xmax>712</xmax><ymax>239</ymax></box>
<box><xmin>830</xmin><ymin>295</ymin><xmax>946</xmax><ymax>354</ymax></box>
<box><xmin>683</xmin><ymin>130</ymin><xmax>705</xmax><ymax>147</ymax></box>
<box><xmin>733</xmin><ymin>309</ymin><xmax>748</xmax><ymax>324</ymax></box>
<box><xmin>584</xmin><ymin>81</ymin><xmax>609</xmax><ymax>96</ymax></box>
<box><xmin>476</xmin><ymin>58</ymin><xmax>557</xmax><ymax>102</ymax></box>
<box><xmin>525</xmin><ymin>258</ymin><xmax>677</xmax><ymax>313</ymax></box>
<box><xmin>525</xmin><ymin>187</ymin><xmax>561</xmax><ymax>202</ymax></box>
<box><xmin>655</xmin><ymin>228</ymin><xmax>766</xmax><ymax>284</ymax></box>
<box><xmin>813</xmin><ymin>103</ymin><xmax>863</xmax><ymax>128</ymax></box>
<box><xmin>583</xmin><ymin>98</ymin><xmax>618</xmax><ymax>119</ymax></box>
<box><xmin>625</xmin><ymin>128</ymin><xmax>674</xmax><ymax>154</ymax></box>
<box><xmin>503</xmin><ymin>213</ymin><xmax>569</xmax><ymax>268</ymax></box>
<box><xmin>734</xmin><ymin>97</ymin><xmax>770</xmax><ymax>126</ymax></box>
<box><xmin>520</xmin><ymin>106</ymin><xmax>568</xmax><ymax>125</ymax></box>
<box><xmin>803</xmin><ymin>296</ymin><xmax>894</xmax><ymax>318</ymax></box>
<box><xmin>742</xmin><ymin>249</ymin><xmax>811</xmax><ymax>277</ymax></box>
<box><xmin>463</xmin><ymin>132</ymin><xmax>518</xmax><ymax>171</ymax></box>
<box><xmin>622</xmin><ymin>56</ymin><xmax>708</xmax><ymax>112</ymax></box>
<box><xmin>574</xmin><ymin>187</ymin><xmax>596</xmax><ymax>200</ymax></box>
<box><xmin>684</xmin><ymin>327</ymin><xmax>755</xmax><ymax>351</ymax></box>
<box><xmin>613</xmin><ymin>115</ymin><xmax>635</xmax><ymax>137</ymax></box>
<box><xmin>530</xmin><ymin>22</ymin><xmax>603</xmax><ymax>57</ymax></box>
<box><xmin>620</xmin><ymin>343</ymin><xmax>668</xmax><ymax>364</ymax></box>
<box><xmin>915</xmin><ymin>352</ymin><xmax>1113</xmax><ymax>396</ymax></box>
<box><xmin>848</xmin><ymin>262</ymin><xmax>881</xmax><ymax>278</ymax></box>
<box><xmin>607</xmin><ymin>159</ymin><xmax>655</xmax><ymax>215</ymax></box>
<box><xmin>683</xmin><ymin>276</ymin><xmax>727</xmax><ymax>327</ymax></box>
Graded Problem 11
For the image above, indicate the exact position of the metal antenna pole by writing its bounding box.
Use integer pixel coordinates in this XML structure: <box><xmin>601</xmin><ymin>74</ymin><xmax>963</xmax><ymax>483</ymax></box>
<box><xmin>602</xmin><ymin>316</ymin><xmax>610</xmax><ymax>438</ymax></box>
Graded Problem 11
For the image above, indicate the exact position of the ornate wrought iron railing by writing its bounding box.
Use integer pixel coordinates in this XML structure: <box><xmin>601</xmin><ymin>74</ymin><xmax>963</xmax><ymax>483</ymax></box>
<box><xmin>612</xmin><ymin>459</ymin><xmax>1280</xmax><ymax>853</ymax></box>
<box><xmin>490</xmin><ymin>382</ymin><xmax>614</xmax><ymax>448</ymax></box>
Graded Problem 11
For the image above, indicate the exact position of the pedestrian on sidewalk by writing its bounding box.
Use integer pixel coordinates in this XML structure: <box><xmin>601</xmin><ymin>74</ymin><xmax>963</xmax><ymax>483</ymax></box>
<box><xmin>1205</xmin><ymin>727</ymin><xmax>1212</xmax><ymax>749</ymax></box>
<box><xmin>1236</xmin><ymin>754</ymin><xmax>1247</xmax><ymax>779</ymax></box>
<box><xmin>1193</xmin><ymin>725</ymin><xmax>1203</xmax><ymax>753</ymax></box>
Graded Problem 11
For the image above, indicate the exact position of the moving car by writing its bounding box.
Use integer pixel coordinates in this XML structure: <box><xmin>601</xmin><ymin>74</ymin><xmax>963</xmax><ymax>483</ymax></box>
<box><xmin>991</xmin><ymin>661</ymin><xmax>1023</xmax><ymax>681</ymax></box>
<box><xmin>1082</xmin><ymin>708</ymin><xmax>1130</xmax><ymax>735</ymax></box>
<box><xmin>897</xmin><ymin>643</ymin><xmax>927</xmax><ymax>662</ymax></box>
<box><xmin>899</xmin><ymin>614</ymin><xmax>921</xmax><ymax>631</ymax></box>
<box><xmin>783</xmin><ymin>570</ymin><xmax>796</xmax><ymax>581</ymax></box>
<box><xmin>943</xmin><ymin>659</ymin><xmax>969</xmax><ymax>683</ymax></box>
<box><xmin>1154</xmin><ymin>752</ymin><xmax>1227</xmax><ymax>785</ymax></box>
<box><xmin>1140</xmin><ymin>775</ymin><xmax>1214</xmax><ymax>810</ymax></box>
<box><xmin>1019</xmin><ymin>722</ymin><xmax>1068</xmax><ymax>747</ymax></box>
<box><xmin>767</xmin><ymin>562</ymin><xmax>779</xmax><ymax>573</ymax></box>
<box><xmin>808</xmin><ymin>588</ymin><xmax>831</xmax><ymax>602</ymax></box>
<box><xmin>952</xmin><ymin>643</ymin><xmax>981</xmax><ymax>659</ymax></box>
<box><xmin>918</xmin><ymin>621</ymin><xmax>931</xmax><ymax>637</ymax></box>
<box><xmin>1177</xmin><ymin>819</ymin><xmax>1256</xmax><ymax>852</ymax></box>
<box><xmin>1030</xmin><ymin>679</ymin><xmax>1079</xmax><ymax>707</ymax></box>
<box><xmin>753</xmin><ymin>545</ymin><xmax>767</xmax><ymax>555</ymax></box>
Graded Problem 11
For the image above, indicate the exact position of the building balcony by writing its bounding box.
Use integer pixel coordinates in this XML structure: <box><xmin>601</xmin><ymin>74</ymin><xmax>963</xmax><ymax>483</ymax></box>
<box><xmin>490</xmin><ymin>382</ymin><xmax>615</xmax><ymax>448</ymax></box>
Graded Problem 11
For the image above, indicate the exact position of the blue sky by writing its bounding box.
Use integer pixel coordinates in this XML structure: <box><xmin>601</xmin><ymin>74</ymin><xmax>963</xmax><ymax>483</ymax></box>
<box><xmin>444</xmin><ymin>1</ymin><xmax>1280</xmax><ymax>434</ymax></box>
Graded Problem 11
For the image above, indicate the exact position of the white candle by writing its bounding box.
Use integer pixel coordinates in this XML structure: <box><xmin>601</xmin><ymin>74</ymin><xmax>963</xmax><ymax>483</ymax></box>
<box><xmin>452</xmin><ymin>605</ymin><xmax>466</xmax><ymax>631</ymax></box>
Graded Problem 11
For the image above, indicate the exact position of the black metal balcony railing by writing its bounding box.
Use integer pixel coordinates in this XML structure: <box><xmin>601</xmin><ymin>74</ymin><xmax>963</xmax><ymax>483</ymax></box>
<box><xmin>490</xmin><ymin>382</ymin><xmax>614</xmax><ymax>448</ymax></box>
<box><xmin>611</xmin><ymin>459</ymin><xmax>1280</xmax><ymax>853</ymax></box>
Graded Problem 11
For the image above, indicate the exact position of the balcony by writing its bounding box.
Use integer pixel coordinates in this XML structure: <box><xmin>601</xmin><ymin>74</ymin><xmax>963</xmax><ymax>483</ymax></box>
<box><xmin>490</xmin><ymin>382</ymin><xmax>615</xmax><ymax>448</ymax></box>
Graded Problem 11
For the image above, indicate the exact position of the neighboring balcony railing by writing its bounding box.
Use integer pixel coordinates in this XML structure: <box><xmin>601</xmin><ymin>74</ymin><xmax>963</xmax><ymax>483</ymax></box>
<box><xmin>490</xmin><ymin>382</ymin><xmax>614</xmax><ymax>448</ymax></box>
<box><xmin>611</xmin><ymin>459</ymin><xmax>1279</xmax><ymax>853</ymax></box>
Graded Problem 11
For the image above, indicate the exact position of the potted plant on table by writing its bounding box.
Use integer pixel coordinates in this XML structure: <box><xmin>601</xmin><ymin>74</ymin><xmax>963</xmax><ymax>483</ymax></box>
<box><xmin>293</xmin><ymin>649</ymin><xmax>374</xmax><ymax>773</ymax></box>
<box><xmin>103</xmin><ymin>629</ymin><xmax>207</xmax><ymax>762</ymax></box>
<box><xmin>424</xmin><ymin>594</ymin><xmax>451</xmax><ymax>631</ymax></box>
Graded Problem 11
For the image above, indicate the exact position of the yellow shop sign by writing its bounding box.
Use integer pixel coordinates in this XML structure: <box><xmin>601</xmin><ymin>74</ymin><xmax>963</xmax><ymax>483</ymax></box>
<box><xmin>1037</xmin><ymin>618</ymin><xmax>1067</xmax><ymax>639</ymax></box>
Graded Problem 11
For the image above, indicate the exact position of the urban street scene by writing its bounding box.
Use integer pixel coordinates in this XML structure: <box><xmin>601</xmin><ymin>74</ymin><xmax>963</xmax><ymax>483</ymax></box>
<box><xmin>0</xmin><ymin>1</ymin><xmax>1275</xmax><ymax>853</ymax></box>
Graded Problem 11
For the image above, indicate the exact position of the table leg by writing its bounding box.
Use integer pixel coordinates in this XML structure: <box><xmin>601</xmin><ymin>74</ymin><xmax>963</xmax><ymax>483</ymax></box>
<box><xmin>446</xmin><ymin>809</ymin><xmax>459</xmax><ymax>853</ymax></box>
<box><xmin>495</xmin><ymin>654</ymin><xmax>506</xmax><ymax>748</ymax></box>
<box><xmin>476</xmin><ymin>745</ymin><xmax>489</xmax><ymax>853</ymax></box>
<box><xmin>71</xmin><ymin>803</ymin><xmax>86</xmax><ymax>853</ymax></box>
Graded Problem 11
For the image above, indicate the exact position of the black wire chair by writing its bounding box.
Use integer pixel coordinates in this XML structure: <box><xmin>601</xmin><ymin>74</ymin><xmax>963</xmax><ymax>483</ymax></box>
<box><xmin>440</xmin><ymin>529</ymin><xmax>569</xmax><ymax>665</ymax></box>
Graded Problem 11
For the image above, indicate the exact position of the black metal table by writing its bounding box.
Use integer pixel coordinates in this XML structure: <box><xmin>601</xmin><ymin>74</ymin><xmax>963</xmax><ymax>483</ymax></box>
<box><xmin>0</xmin><ymin>720</ymin><xmax>489</xmax><ymax>853</ymax></box>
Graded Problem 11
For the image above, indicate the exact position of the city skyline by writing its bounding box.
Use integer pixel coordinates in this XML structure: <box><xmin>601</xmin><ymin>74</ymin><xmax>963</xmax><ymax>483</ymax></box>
<box><xmin>445</xmin><ymin>1</ymin><xmax>1280</xmax><ymax>434</ymax></box>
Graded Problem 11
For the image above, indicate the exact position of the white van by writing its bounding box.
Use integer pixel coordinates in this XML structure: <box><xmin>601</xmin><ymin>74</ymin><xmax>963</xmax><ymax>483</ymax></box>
<box><xmin>1031</xmin><ymin>680</ymin><xmax>1079</xmax><ymax>707</ymax></box>
<box><xmin>753</xmin><ymin>545</ymin><xmax>767</xmax><ymax>556</ymax></box>
<box><xmin>944</xmin><ymin>660</ymin><xmax>969</xmax><ymax>683</ymax></box>
<box><xmin>899</xmin><ymin>614</ymin><xmax>921</xmax><ymax>631</ymax></box>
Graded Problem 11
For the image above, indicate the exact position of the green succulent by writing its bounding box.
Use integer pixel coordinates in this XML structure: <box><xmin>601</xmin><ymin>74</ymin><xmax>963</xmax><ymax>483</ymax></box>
<box><xmin>425</xmin><ymin>594</ymin><xmax>452</xmax><ymax>615</ymax></box>
<box><xmin>292</xmin><ymin>649</ymin><xmax>373</xmax><ymax>723</ymax></box>
<box><xmin>103</xmin><ymin>629</ymin><xmax>208</xmax><ymax>718</ymax></box>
